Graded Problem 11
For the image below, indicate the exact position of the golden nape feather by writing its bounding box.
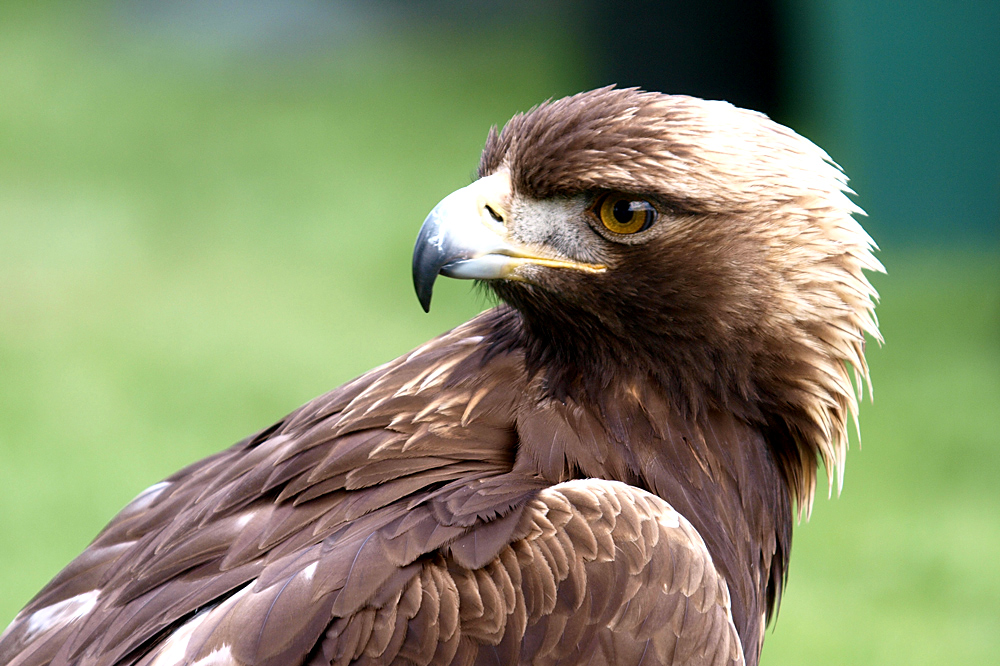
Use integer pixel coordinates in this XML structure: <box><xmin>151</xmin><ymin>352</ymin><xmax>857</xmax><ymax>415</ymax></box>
<box><xmin>1</xmin><ymin>87</ymin><xmax>881</xmax><ymax>666</ymax></box>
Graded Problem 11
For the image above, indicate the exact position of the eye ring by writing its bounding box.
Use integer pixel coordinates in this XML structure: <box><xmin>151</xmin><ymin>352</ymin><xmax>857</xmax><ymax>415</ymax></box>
<box><xmin>592</xmin><ymin>193</ymin><xmax>658</xmax><ymax>235</ymax></box>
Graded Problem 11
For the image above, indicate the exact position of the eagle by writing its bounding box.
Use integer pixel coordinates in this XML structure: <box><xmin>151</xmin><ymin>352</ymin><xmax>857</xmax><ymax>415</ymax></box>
<box><xmin>0</xmin><ymin>87</ymin><xmax>881</xmax><ymax>666</ymax></box>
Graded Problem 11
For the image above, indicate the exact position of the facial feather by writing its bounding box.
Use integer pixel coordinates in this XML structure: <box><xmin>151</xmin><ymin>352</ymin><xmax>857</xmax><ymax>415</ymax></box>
<box><xmin>480</xmin><ymin>87</ymin><xmax>882</xmax><ymax>513</ymax></box>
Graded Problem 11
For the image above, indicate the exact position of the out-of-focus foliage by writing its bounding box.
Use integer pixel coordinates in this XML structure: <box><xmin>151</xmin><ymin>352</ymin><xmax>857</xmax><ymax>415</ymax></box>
<box><xmin>0</xmin><ymin>3</ymin><xmax>997</xmax><ymax>665</ymax></box>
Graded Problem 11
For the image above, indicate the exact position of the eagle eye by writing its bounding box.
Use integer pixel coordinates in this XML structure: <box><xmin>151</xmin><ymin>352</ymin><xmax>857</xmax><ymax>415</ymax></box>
<box><xmin>593</xmin><ymin>193</ymin><xmax>657</xmax><ymax>235</ymax></box>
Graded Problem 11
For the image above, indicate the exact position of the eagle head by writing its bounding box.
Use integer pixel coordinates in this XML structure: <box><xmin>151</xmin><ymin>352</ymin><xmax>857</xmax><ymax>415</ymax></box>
<box><xmin>413</xmin><ymin>87</ymin><xmax>882</xmax><ymax>511</ymax></box>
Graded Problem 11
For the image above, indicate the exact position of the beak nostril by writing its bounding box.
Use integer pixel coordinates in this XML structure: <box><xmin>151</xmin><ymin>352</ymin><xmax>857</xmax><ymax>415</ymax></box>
<box><xmin>413</xmin><ymin>171</ymin><xmax>605</xmax><ymax>313</ymax></box>
<box><xmin>485</xmin><ymin>205</ymin><xmax>504</xmax><ymax>223</ymax></box>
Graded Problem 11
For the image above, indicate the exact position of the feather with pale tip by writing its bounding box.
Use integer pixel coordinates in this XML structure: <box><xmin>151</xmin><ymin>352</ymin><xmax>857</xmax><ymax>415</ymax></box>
<box><xmin>0</xmin><ymin>87</ymin><xmax>881</xmax><ymax>666</ymax></box>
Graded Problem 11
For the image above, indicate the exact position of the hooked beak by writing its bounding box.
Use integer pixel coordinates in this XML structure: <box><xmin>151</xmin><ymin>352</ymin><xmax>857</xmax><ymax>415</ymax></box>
<box><xmin>412</xmin><ymin>171</ymin><xmax>605</xmax><ymax>312</ymax></box>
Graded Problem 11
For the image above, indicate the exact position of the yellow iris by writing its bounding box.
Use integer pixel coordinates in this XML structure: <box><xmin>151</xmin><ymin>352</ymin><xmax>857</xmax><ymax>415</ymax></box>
<box><xmin>596</xmin><ymin>194</ymin><xmax>657</xmax><ymax>234</ymax></box>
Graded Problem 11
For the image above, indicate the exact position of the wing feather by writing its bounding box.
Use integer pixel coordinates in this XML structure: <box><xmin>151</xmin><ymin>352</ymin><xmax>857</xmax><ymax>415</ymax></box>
<box><xmin>0</xmin><ymin>321</ymin><xmax>526</xmax><ymax>666</ymax></box>
<box><xmin>2</xmin><ymin>316</ymin><xmax>751</xmax><ymax>666</ymax></box>
<box><xmin>305</xmin><ymin>479</ymin><xmax>744</xmax><ymax>666</ymax></box>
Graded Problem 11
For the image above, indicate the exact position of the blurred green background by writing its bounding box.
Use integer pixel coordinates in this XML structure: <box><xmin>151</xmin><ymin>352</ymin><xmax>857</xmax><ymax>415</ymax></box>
<box><xmin>0</xmin><ymin>2</ymin><xmax>997</xmax><ymax>664</ymax></box>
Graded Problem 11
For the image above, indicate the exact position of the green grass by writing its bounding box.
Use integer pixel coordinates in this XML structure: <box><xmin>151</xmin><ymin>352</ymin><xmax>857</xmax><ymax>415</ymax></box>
<box><xmin>1</xmin><ymin>6</ymin><xmax>998</xmax><ymax>664</ymax></box>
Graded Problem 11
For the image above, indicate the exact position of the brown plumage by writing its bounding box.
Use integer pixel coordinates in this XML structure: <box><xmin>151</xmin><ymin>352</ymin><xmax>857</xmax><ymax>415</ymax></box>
<box><xmin>0</xmin><ymin>87</ymin><xmax>881</xmax><ymax>666</ymax></box>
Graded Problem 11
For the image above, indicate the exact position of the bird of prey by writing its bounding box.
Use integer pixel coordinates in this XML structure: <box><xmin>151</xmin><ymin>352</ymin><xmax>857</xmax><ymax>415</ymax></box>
<box><xmin>0</xmin><ymin>87</ymin><xmax>881</xmax><ymax>666</ymax></box>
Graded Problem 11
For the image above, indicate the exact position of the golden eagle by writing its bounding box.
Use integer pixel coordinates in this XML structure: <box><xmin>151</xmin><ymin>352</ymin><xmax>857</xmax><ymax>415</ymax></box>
<box><xmin>0</xmin><ymin>88</ymin><xmax>881</xmax><ymax>666</ymax></box>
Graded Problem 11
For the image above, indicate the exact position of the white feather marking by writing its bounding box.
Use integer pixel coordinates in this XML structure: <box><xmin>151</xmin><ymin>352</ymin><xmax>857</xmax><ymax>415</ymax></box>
<box><xmin>148</xmin><ymin>611</ymin><xmax>202</xmax><ymax>666</ymax></box>
<box><xmin>404</xmin><ymin>340</ymin><xmax>438</xmax><ymax>363</ymax></box>
<box><xmin>418</xmin><ymin>356</ymin><xmax>462</xmax><ymax>391</ymax></box>
<box><xmin>656</xmin><ymin>507</ymin><xmax>680</xmax><ymax>530</ymax></box>
<box><xmin>25</xmin><ymin>590</ymin><xmax>100</xmax><ymax>637</ymax></box>
<box><xmin>149</xmin><ymin>584</ymin><xmax>253</xmax><ymax>666</ymax></box>
<box><xmin>235</xmin><ymin>512</ymin><xmax>256</xmax><ymax>529</ymax></box>
<box><xmin>460</xmin><ymin>386</ymin><xmax>491</xmax><ymax>427</ymax></box>
<box><xmin>301</xmin><ymin>562</ymin><xmax>318</xmax><ymax>581</ymax></box>
<box><xmin>190</xmin><ymin>645</ymin><xmax>235</xmax><ymax>666</ymax></box>
<box><xmin>128</xmin><ymin>481</ymin><xmax>171</xmax><ymax>511</ymax></box>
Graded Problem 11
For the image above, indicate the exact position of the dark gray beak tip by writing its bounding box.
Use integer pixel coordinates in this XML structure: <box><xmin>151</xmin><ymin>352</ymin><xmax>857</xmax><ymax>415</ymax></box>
<box><xmin>413</xmin><ymin>181</ymin><xmax>509</xmax><ymax>312</ymax></box>
<box><xmin>412</xmin><ymin>256</ymin><xmax>436</xmax><ymax>313</ymax></box>
<box><xmin>412</xmin><ymin>219</ymin><xmax>444</xmax><ymax>313</ymax></box>
<box><xmin>415</xmin><ymin>275</ymin><xmax>434</xmax><ymax>313</ymax></box>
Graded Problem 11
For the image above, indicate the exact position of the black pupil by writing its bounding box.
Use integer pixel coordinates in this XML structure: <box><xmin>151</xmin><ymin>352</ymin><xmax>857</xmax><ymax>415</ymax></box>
<box><xmin>612</xmin><ymin>199</ymin><xmax>635</xmax><ymax>224</ymax></box>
